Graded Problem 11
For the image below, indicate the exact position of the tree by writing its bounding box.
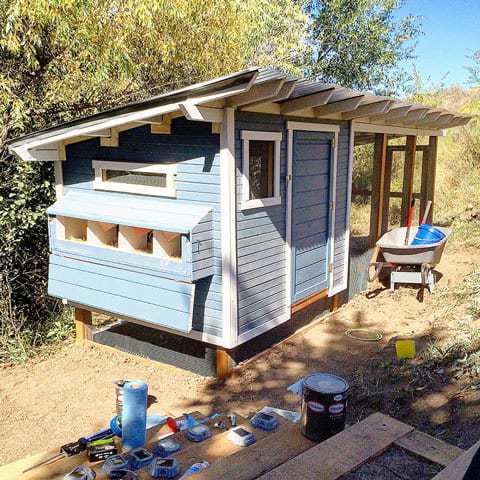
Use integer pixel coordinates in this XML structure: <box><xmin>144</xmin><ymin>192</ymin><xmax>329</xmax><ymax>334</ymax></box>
<box><xmin>0</xmin><ymin>0</ymin><xmax>307</xmax><ymax>359</ymax></box>
<box><xmin>304</xmin><ymin>0</ymin><xmax>421</xmax><ymax>94</ymax></box>
<box><xmin>467</xmin><ymin>50</ymin><xmax>480</xmax><ymax>85</ymax></box>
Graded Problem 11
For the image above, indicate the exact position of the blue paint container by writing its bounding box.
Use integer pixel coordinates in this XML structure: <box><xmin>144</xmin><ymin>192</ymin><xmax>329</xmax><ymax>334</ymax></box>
<box><xmin>122</xmin><ymin>381</ymin><xmax>148</xmax><ymax>450</ymax></box>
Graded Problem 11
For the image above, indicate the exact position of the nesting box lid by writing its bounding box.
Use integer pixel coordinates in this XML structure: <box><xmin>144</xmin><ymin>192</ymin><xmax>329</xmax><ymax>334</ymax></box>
<box><xmin>47</xmin><ymin>191</ymin><xmax>212</xmax><ymax>234</ymax></box>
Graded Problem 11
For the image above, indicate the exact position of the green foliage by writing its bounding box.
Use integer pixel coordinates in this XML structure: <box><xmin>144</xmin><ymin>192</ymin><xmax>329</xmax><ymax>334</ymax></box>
<box><xmin>304</xmin><ymin>0</ymin><xmax>421</xmax><ymax>93</ymax></box>
<box><xmin>467</xmin><ymin>49</ymin><xmax>480</xmax><ymax>85</ymax></box>
<box><xmin>0</xmin><ymin>0</ymin><xmax>308</xmax><ymax>363</ymax></box>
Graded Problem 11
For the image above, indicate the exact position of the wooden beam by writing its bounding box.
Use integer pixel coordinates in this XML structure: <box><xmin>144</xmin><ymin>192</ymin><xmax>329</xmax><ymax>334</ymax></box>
<box><xmin>313</xmin><ymin>95</ymin><xmax>364</xmax><ymax>117</ymax></box>
<box><xmin>381</xmin><ymin>147</ymin><xmax>393</xmax><ymax>235</ymax></box>
<box><xmin>258</xmin><ymin>413</ymin><xmax>414</xmax><ymax>480</ymax></box>
<box><xmin>74</xmin><ymin>307</ymin><xmax>93</xmax><ymax>343</ymax></box>
<box><xmin>369</xmin><ymin>133</ymin><xmax>388</xmax><ymax>245</ymax></box>
<box><xmin>291</xmin><ymin>289</ymin><xmax>328</xmax><ymax>315</ymax></box>
<box><xmin>216</xmin><ymin>349</ymin><xmax>233</xmax><ymax>379</ymax></box>
<box><xmin>400</xmin><ymin>135</ymin><xmax>417</xmax><ymax>226</ymax></box>
<box><xmin>228</xmin><ymin>79</ymin><xmax>285</xmax><ymax>107</ymax></box>
<box><xmin>413</xmin><ymin>110</ymin><xmax>444</xmax><ymax>126</ymax></box>
<box><xmin>394</xmin><ymin>430</ymin><xmax>464</xmax><ymax>467</ymax></box>
<box><xmin>369</xmin><ymin>104</ymin><xmax>411</xmax><ymax>122</ymax></box>
<box><xmin>425</xmin><ymin>136</ymin><xmax>438</xmax><ymax>224</ymax></box>
<box><xmin>343</xmin><ymin>100</ymin><xmax>393</xmax><ymax>120</ymax></box>
<box><xmin>396</xmin><ymin>107</ymin><xmax>429</xmax><ymax>124</ymax></box>
<box><xmin>280</xmin><ymin>88</ymin><xmax>335</xmax><ymax>114</ymax></box>
<box><xmin>432</xmin><ymin>440</ymin><xmax>480</xmax><ymax>479</ymax></box>
<box><xmin>53</xmin><ymin>160</ymin><xmax>64</xmax><ymax>199</ymax></box>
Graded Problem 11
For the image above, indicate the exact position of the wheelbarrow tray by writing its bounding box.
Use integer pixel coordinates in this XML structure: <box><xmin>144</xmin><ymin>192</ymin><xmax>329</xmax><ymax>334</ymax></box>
<box><xmin>376</xmin><ymin>226</ymin><xmax>451</xmax><ymax>266</ymax></box>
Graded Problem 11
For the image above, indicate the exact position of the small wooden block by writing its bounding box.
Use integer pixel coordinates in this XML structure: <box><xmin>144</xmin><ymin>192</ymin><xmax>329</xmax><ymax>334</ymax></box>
<box><xmin>212</xmin><ymin>122</ymin><xmax>221</xmax><ymax>134</ymax></box>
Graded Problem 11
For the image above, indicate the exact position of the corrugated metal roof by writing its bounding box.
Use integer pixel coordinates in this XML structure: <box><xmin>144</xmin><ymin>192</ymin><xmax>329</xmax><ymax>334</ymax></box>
<box><xmin>47</xmin><ymin>191</ymin><xmax>212</xmax><ymax>233</ymax></box>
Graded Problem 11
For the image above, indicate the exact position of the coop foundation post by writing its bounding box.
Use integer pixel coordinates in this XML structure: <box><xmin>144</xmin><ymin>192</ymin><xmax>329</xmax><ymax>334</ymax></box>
<box><xmin>216</xmin><ymin>348</ymin><xmax>233</xmax><ymax>379</ymax></box>
<box><xmin>425</xmin><ymin>136</ymin><xmax>438</xmax><ymax>224</ymax></box>
<box><xmin>401</xmin><ymin>135</ymin><xmax>417</xmax><ymax>225</ymax></box>
<box><xmin>74</xmin><ymin>307</ymin><xmax>93</xmax><ymax>343</ymax></box>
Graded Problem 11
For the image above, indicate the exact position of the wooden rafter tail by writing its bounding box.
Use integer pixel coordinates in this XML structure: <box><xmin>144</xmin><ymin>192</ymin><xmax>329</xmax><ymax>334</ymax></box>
<box><xmin>227</xmin><ymin>79</ymin><xmax>286</xmax><ymax>108</ymax></box>
<box><xmin>313</xmin><ymin>95</ymin><xmax>364</xmax><ymax>117</ymax></box>
<box><xmin>279</xmin><ymin>87</ymin><xmax>335</xmax><ymax>114</ymax></box>
<box><xmin>342</xmin><ymin>99</ymin><xmax>394</xmax><ymax>120</ymax></box>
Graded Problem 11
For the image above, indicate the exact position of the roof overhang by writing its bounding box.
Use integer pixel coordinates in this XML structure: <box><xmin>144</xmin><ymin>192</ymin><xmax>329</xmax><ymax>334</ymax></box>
<box><xmin>8</xmin><ymin>67</ymin><xmax>472</xmax><ymax>162</ymax></box>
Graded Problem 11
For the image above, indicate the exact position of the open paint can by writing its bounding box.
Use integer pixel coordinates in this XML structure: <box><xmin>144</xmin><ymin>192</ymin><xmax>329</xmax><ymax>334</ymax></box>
<box><xmin>300</xmin><ymin>373</ymin><xmax>349</xmax><ymax>442</ymax></box>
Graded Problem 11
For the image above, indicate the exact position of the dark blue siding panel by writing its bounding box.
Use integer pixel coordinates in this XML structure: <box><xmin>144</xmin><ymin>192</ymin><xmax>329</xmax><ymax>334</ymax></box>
<box><xmin>59</xmin><ymin>117</ymin><xmax>222</xmax><ymax>336</ymax></box>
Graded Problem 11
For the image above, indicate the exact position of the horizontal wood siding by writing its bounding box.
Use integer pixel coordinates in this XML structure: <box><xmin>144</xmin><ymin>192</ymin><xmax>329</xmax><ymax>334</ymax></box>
<box><xmin>60</xmin><ymin>118</ymin><xmax>222</xmax><ymax>337</ymax></box>
<box><xmin>235</xmin><ymin>113</ymin><xmax>350</xmax><ymax>340</ymax></box>
<box><xmin>235</xmin><ymin>111</ymin><xmax>287</xmax><ymax>336</ymax></box>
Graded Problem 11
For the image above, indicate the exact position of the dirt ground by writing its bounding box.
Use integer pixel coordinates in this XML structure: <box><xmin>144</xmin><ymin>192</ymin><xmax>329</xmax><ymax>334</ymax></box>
<box><xmin>0</xmin><ymin>244</ymin><xmax>479</xmax><ymax>470</ymax></box>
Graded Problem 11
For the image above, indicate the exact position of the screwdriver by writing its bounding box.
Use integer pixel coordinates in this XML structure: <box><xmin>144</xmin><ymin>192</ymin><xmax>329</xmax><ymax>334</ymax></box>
<box><xmin>22</xmin><ymin>427</ymin><xmax>114</xmax><ymax>473</ymax></box>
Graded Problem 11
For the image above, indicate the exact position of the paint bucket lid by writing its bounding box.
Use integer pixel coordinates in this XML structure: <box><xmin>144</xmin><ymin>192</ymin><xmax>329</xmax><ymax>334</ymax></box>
<box><xmin>304</xmin><ymin>373</ymin><xmax>349</xmax><ymax>394</ymax></box>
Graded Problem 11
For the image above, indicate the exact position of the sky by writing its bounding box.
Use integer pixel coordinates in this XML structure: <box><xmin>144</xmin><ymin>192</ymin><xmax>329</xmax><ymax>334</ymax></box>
<box><xmin>396</xmin><ymin>0</ymin><xmax>480</xmax><ymax>87</ymax></box>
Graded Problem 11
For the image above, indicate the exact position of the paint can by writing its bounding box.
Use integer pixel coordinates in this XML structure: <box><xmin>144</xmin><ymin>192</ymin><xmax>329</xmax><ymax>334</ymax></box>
<box><xmin>114</xmin><ymin>379</ymin><xmax>130</xmax><ymax>415</ymax></box>
<box><xmin>300</xmin><ymin>373</ymin><xmax>349</xmax><ymax>442</ymax></box>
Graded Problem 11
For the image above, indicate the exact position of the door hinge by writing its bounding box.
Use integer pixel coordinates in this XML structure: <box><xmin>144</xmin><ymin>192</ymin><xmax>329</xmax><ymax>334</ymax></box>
<box><xmin>328</xmin><ymin>263</ymin><xmax>333</xmax><ymax>273</ymax></box>
<box><xmin>286</xmin><ymin>174</ymin><xmax>292</xmax><ymax>183</ymax></box>
<box><xmin>332</xmin><ymin>137</ymin><xmax>336</xmax><ymax>148</ymax></box>
<box><xmin>330</xmin><ymin>201</ymin><xmax>335</xmax><ymax>209</ymax></box>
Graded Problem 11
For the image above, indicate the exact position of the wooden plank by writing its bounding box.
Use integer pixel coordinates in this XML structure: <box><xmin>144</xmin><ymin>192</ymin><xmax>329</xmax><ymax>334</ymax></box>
<box><xmin>419</xmin><ymin>148</ymin><xmax>429</xmax><ymax>224</ymax></box>
<box><xmin>432</xmin><ymin>440</ymin><xmax>480</xmax><ymax>479</ymax></box>
<box><xmin>291</xmin><ymin>288</ymin><xmax>328</xmax><ymax>314</ymax></box>
<box><xmin>74</xmin><ymin>307</ymin><xmax>92</xmax><ymax>343</ymax></box>
<box><xmin>196</xmin><ymin>420</ymin><xmax>316</xmax><ymax>480</ymax></box>
<box><xmin>394</xmin><ymin>430</ymin><xmax>464</xmax><ymax>467</ymax></box>
<box><xmin>258</xmin><ymin>413</ymin><xmax>413</xmax><ymax>480</ymax></box>
<box><xmin>381</xmin><ymin>147</ymin><xmax>393</xmax><ymax>235</ymax></box>
<box><xmin>400</xmin><ymin>135</ymin><xmax>417</xmax><ymax>226</ymax></box>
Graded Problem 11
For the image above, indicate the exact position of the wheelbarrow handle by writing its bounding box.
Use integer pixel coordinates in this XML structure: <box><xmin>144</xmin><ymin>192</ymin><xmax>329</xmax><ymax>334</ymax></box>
<box><xmin>368</xmin><ymin>262</ymin><xmax>384</xmax><ymax>282</ymax></box>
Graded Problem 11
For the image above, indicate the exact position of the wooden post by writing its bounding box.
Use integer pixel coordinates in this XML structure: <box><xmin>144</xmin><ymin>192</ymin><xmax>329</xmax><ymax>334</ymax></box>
<box><xmin>74</xmin><ymin>307</ymin><xmax>93</xmax><ymax>343</ymax></box>
<box><xmin>330</xmin><ymin>294</ymin><xmax>340</xmax><ymax>312</ymax></box>
<box><xmin>216</xmin><ymin>349</ymin><xmax>233</xmax><ymax>379</ymax></box>
<box><xmin>425</xmin><ymin>136</ymin><xmax>437</xmax><ymax>224</ymax></box>
<box><xmin>369</xmin><ymin>133</ymin><xmax>388</xmax><ymax>245</ymax></box>
<box><xmin>401</xmin><ymin>135</ymin><xmax>417</xmax><ymax>226</ymax></box>
<box><xmin>381</xmin><ymin>147</ymin><xmax>394</xmax><ymax>235</ymax></box>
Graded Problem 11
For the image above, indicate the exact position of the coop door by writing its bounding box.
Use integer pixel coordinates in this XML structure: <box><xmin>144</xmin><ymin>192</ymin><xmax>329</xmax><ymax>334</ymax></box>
<box><xmin>291</xmin><ymin>130</ymin><xmax>333</xmax><ymax>303</ymax></box>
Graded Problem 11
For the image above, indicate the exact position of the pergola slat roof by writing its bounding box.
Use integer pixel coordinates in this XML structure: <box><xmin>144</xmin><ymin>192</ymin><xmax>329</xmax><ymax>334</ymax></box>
<box><xmin>8</xmin><ymin>67</ymin><xmax>471</xmax><ymax>158</ymax></box>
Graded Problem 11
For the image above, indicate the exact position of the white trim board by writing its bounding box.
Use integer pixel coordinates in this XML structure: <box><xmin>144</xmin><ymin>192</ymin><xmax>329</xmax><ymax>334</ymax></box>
<box><xmin>328</xmin><ymin>130</ymin><xmax>340</xmax><ymax>296</ymax></box>
<box><xmin>352</xmin><ymin>121</ymin><xmax>445</xmax><ymax>137</ymax></box>
<box><xmin>286</xmin><ymin>121</ymin><xmax>340</xmax><ymax>133</ymax></box>
<box><xmin>240</xmin><ymin>129</ymin><xmax>282</xmax><ymax>211</ymax></box>
<box><xmin>220</xmin><ymin>107</ymin><xmax>238</xmax><ymax>349</ymax></box>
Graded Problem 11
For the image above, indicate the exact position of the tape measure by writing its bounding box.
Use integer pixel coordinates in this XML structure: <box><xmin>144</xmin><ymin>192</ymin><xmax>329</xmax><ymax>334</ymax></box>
<box><xmin>150</xmin><ymin>458</ymin><xmax>180</xmax><ymax>479</ymax></box>
<box><xmin>101</xmin><ymin>454</ymin><xmax>129</xmax><ymax>475</ymax></box>
<box><xmin>227</xmin><ymin>427</ymin><xmax>256</xmax><ymax>447</ymax></box>
<box><xmin>153</xmin><ymin>438</ymin><xmax>181</xmax><ymax>458</ymax></box>
<box><xmin>250</xmin><ymin>412</ymin><xmax>278</xmax><ymax>431</ymax></box>
<box><xmin>185</xmin><ymin>424</ymin><xmax>212</xmax><ymax>442</ymax></box>
<box><xmin>127</xmin><ymin>447</ymin><xmax>154</xmax><ymax>470</ymax></box>
<box><xmin>64</xmin><ymin>466</ymin><xmax>96</xmax><ymax>480</ymax></box>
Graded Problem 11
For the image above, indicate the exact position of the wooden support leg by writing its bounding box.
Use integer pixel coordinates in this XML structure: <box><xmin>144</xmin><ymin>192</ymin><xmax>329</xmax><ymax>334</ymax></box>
<box><xmin>74</xmin><ymin>307</ymin><xmax>93</xmax><ymax>344</ymax></box>
<box><xmin>330</xmin><ymin>294</ymin><xmax>340</xmax><ymax>312</ymax></box>
<box><xmin>401</xmin><ymin>135</ymin><xmax>417</xmax><ymax>226</ymax></box>
<box><xmin>426</xmin><ymin>136</ymin><xmax>438</xmax><ymax>224</ymax></box>
<box><xmin>216</xmin><ymin>349</ymin><xmax>233</xmax><ymax>380</ymax></box>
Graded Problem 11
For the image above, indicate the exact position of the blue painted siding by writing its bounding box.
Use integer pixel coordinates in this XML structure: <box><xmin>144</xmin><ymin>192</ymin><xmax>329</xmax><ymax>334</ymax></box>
<box><xmin>57</xmin><ymin>117</ymin><xmax>223</xmax><ymax>337</ymax></box>
<box><xmin>235</xmin><ymin>112</ymin><xmax>350</xmax><ymax>338</ymax></box>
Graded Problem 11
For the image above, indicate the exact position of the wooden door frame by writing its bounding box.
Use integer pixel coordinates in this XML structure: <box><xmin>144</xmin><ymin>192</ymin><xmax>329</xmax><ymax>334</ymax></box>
<box><xmin>286</xmin><ymin>121</ymin><xmax>340</xmax><ymax>313</ymax></box>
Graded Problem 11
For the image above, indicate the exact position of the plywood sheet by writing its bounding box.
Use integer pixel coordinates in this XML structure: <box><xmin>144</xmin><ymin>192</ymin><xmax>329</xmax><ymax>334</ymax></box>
<box><xmin>257</xmin><ymin>413</ymin><xmax>413</xmax><ymax>480</ymax></box>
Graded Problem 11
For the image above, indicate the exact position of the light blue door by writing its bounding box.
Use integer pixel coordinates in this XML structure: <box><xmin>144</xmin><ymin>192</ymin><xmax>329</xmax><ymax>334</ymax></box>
<box><xmin>292</xmin><ymin>130</ymin><xmax>332</xmax><ymax>303</ymax></box>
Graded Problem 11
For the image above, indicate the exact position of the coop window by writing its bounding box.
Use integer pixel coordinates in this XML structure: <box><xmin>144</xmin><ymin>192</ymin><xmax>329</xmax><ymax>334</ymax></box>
<box><xmin>241</xmin><ymin>131</ymin><xmax>281</xmax><ymax>210</ymax></box>
<box><xmin>93</xmin><ymin>161</ymin><xmax>176</xmax><ymax>197</ymax></box>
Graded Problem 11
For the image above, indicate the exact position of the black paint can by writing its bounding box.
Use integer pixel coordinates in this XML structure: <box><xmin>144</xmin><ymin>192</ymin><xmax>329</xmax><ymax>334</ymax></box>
<box><xmin>300</xmin><ymin>373</ymin><xmax>349</xmax><ymax>442</ymax></box>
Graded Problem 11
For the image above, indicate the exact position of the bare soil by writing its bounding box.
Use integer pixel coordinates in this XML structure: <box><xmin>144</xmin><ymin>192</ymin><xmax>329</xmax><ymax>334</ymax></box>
<box><xmin>1</xmin><ymin>245</ymin><xmax>479</xmax><ymax>470</ymax></box>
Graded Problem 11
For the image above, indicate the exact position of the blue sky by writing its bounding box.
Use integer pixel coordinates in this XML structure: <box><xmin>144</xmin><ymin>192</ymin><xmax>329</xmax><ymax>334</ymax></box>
<box><xmin>396</xmin><ymin>0</ymin><xmax>480</xmax><ymax>87</ymax></box>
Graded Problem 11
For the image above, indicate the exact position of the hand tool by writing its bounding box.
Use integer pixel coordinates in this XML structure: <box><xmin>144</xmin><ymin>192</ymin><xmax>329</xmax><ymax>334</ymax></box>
<box><xmin>185</xmin><ymin>424</ymin><xmax>212</xmax><ymax>442</ymax></box>
<box><xmin>101</xmin><ymin>454</ymin><xmax>130</xmax><ymax>475</ymax></box>
<box><xmin>150</xmin><ymin>458</ymin><xmax>180</xmax><ymax>479</ymax></box>
<box><xmin>63</xmin><ymin>465</ymin><xmax>96</xmax><ymax>480</ymax></box>
<box><xmin>153</xmin><ymin>438</ymin><xmax>181</xmax><ymax>458</ymax></box>
<box><xmin>127</xmin><ymin>447</ymin><xmax>154</xmax><ymax>470</ymax></box>
<box><xmin>250</xmin><ymin>412</ymin><xmax>278</xmax><ymax>431</ymax></box>
<box><xmin>404</xmin><ymin>198</ymin><xmax>415</xmax><ymax>245</ymax></box>
<box><xmin>178</xmin><ymin>461</ymin><xmax>210</xmax><ymax>479</ymax></box>
<box><xmin>22</xmin><ymin>427</ymin><xmax>114</xmax><ymax>473</ymax></box>
<box><xmin>227</xmin><ymin>426</ymin><xmax>256</xmax><ymax>447</ymax></box>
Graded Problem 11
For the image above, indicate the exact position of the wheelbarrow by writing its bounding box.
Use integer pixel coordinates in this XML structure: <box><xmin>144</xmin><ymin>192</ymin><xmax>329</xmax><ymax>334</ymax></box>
<box><xmin>368</xmin><ymin>226</ymin><xmax>451</xmax><ymax>292</ymax></box>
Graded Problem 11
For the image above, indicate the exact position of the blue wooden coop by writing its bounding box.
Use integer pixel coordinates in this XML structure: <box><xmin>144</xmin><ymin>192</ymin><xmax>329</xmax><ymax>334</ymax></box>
<box><xmin>8</xmin><ymin>68</ymin><xmax>468</xmax><ymax>376</ymax></box>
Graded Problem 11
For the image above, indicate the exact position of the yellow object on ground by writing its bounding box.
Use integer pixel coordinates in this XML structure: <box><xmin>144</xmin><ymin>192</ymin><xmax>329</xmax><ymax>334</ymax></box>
<box><xmin>396</xmin><ymin>339</ymin><xmax>416</xmax><ymax>359</ymax></box>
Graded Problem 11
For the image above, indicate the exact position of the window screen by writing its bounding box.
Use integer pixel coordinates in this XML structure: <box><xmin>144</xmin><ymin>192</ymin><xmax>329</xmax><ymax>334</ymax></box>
<box><xmin>249</xmin><ymin>140</ymin><xmax>275</xmax><ymax>199</ymax></box>
<box><xmin>103</xmin><ymin>170</ymin><xmax>167</xmax><ymax>188</ymax></box>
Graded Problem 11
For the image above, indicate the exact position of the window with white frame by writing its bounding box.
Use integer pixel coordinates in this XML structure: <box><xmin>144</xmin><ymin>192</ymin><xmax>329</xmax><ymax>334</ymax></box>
<box><xmin>241</xmin><ymin>130</ymin><xmax>282</xmax><ymax>209</ymax></box>
<box><xmin>92</xmin><ymin>160</ymin><xmax>176</xmax><ymax>197</ymax></box>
